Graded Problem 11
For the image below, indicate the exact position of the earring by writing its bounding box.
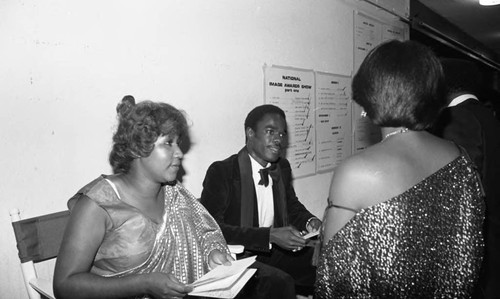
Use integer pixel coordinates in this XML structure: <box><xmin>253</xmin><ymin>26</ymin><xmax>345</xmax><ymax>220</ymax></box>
<box><xmin>360</xmin><ymin>110</ymin><xmax>367</xmax><ymax>118</ymax></box>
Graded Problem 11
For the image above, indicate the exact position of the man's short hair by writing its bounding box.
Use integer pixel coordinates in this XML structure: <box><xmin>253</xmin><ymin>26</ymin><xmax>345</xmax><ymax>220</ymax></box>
<box><xmin>244</xmin><ymin>104</ymin><xmax>286</xmax><ymax>131</ymax></box>
<box><xmin>352</xmin><ymin>40</ymin><xmax>445</xmax><ymax>130</ymax></box>
<box><xmin>440</xmin><ymin>58</ymin><xmax>481</xmax><ymax>98</ymax></box>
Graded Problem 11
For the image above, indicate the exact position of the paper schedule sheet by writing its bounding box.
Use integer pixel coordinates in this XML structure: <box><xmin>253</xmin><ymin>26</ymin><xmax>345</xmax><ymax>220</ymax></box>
<box><xmin>189</xmin><ymin>256</ymin><xmax>257</xmax><ymax>298</ymax></box>
<box><xmin>302</xmin><ymin>230</ymin><xmax>319</xmax><ymax>239</ymax></box>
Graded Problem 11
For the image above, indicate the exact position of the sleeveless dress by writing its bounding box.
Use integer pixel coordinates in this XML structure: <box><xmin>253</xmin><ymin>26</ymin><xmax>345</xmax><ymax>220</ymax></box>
<box><xmin>315</xmin><ymin>153</ymin><xmax>485</xmax><ymax>298</ymax></box>
<box><xmin>69</xmin><ymin>176</ymin><xmax>229</xmax><ymax>286</ymax></box>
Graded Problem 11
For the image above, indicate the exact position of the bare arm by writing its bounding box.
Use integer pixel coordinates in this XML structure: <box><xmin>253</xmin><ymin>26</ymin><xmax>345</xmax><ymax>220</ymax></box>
<box><xmin>322</xmin><ymin>159</ymin><xmax>369</xmax><ymax>243</ymax></box>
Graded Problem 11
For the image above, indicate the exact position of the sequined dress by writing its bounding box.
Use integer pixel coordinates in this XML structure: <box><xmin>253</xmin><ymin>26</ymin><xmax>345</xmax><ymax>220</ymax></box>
<box><xmin>69</xmin><ymin>176</ymin><xmax>229</xmax><ymax>286</ymax></box>
<box><xmin>315</xmin><ymin>154</ymin><xmax>485</xmax><ymax>298</ymax></box>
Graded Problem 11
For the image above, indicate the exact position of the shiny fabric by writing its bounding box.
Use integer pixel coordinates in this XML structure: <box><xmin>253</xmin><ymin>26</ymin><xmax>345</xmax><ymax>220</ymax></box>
<box><xmin>71</xmin><ymin>177</ymin><xmax>229</xmax><ymax>286</ymax></box>
<box><xmin>315</xmin><ymin>154</ymin><xmax>485</xmax><ymax>298</ymax></box>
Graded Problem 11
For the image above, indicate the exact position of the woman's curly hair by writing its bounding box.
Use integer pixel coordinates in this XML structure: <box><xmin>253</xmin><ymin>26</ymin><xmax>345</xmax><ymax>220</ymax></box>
<box><xmin>109</xmin><ymin>95</ymin><xmax>188</xmax><ymax>174</ymax></box>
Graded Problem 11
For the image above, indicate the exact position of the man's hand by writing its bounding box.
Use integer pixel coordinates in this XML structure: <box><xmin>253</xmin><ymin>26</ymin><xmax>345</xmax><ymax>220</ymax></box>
<box><xmin>270</xmin><ymin>226</ymin><xmax>307</xmax><ymax>251</ymax></box>
<box><xmin>306</xmin><ymin>218</ymin><xmax>322</xmax><ymax>233</ymax></box>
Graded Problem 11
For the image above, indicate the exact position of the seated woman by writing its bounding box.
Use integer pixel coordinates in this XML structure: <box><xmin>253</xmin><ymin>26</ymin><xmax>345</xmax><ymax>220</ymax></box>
<box><xmin>315</xmin><ymin>40</ymin><xmax>485</xmax><ymax>298</ymax></box>
<box><xmin>54</xmin><ymin>96</ymin><xmax>232</xmax><ymax>299</ymax></box>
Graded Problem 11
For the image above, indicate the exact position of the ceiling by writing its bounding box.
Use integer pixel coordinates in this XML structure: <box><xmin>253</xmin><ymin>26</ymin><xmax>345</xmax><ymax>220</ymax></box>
<box><xmin>413</xmin><ymin>0</ymin><xmax>500</xmax><ymax>70</ymax></box>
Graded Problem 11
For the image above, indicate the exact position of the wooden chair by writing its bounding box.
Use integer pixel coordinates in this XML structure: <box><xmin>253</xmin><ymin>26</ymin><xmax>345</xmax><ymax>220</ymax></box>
<box><xmin>10</xmin><ymin>208</ymin><xmax>70</xmax><ymax>299</ymax></box>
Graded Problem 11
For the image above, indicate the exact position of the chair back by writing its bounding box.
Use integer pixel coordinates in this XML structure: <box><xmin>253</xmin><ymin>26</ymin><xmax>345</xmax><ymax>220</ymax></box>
<box><xmin>10</xmin><ymin>208</ymin><xmax>70</xmax><ymax>299</ymax></box>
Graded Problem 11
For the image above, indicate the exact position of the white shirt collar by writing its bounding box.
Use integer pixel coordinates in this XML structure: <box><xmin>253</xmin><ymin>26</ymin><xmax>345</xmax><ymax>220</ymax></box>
<box><xmin>448</xmin><ymin>94</ymin><xmax>478</xmax><ymax>107</ymax></box>
<box><xmin>248</xmin><ymin>154</ymin><xmax>270</xmax><ymax>173</ymax></box>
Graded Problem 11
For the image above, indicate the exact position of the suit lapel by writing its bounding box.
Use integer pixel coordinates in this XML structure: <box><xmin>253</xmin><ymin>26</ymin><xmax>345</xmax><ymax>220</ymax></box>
<box><xmin>237</xmin><ymin>147</ymin><xmax>257</xmax><ymax>227</ymax></box>
<box><xmin>272</xmin><ymin>162</ymin><xmax>288</xmax><ymax>227</ymax></box>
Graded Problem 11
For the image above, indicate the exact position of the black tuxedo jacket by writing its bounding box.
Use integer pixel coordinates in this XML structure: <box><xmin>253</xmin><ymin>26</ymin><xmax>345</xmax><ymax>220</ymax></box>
<box><xmin>200</xmin><ymin>147</ymin><xmax>315</xmax><ymax>253</ymax></box>
<box><xmin>432</xmin><ymin>98</ymin><xmax>500</xmax><ymax>298</ymax></box>
<box><xmin>433</xmin><ymin>99</ymin><xmax>500</xmax><ymax>179</ymax></box>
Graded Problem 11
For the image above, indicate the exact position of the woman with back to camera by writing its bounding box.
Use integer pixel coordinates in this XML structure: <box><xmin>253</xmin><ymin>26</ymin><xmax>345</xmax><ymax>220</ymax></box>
<box><xmin>315</xmin><ymin>40</ymin><xmax>485</xmax><ymax>298</ymax></box>
<box><xmin>54</xmin><ymin>96</ymin><xmax>232</xmax><ymax>299</ymax></box>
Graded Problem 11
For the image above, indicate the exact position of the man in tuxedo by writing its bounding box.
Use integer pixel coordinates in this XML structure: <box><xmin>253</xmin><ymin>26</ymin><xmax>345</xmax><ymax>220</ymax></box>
<box><xmin>200</xmin><ymin>104</ymin><xmax>321</xmax><ymax>298</ymax></box>
<box><xmin>431</xmin><ymin>58</ymin><xmax>500</xmax><ymax>299</ymax></box>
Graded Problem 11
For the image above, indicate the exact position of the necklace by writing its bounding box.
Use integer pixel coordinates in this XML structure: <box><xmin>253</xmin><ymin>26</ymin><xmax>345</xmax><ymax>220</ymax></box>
<box><xmin>383</xmin><ymin>127</ymin><xmax>409</xmax><ymax>140</ymax></box>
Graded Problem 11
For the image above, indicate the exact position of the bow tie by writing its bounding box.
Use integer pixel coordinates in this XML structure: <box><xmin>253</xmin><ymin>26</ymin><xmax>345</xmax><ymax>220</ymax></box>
<box><xmin>258</xmin><ymin>164</ymin><xmax>280</xmax><ymax>187</ymax></box>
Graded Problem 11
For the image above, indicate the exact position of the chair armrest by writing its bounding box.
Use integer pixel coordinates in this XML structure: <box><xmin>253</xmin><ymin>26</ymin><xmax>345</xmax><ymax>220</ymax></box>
<box><xmin>29</xmin><ymin>277</ymin><xmax>54</xmax><ymax>299</ymax></box>
<box><xmin>228</xmin><ymin>245</ymin><xmax>244</xmax><ymax>259</ymax></box>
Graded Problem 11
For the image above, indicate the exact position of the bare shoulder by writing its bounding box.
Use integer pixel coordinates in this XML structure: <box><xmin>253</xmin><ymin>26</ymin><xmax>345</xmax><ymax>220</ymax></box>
<box><xmin>329</xmin><ymin>151</ymin><xmax>383</xmax><ymax>210</ymax></box>
<box><xmin>67</xmin><ymin>194</ymin><xmax>110</xmax><ymax>231</ymax></box>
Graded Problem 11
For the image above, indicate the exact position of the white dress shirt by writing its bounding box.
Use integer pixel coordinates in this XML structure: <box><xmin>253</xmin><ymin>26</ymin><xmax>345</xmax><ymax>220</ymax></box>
<box><xmin>249</xmin><ymin>155</ymin><xmax>275</xmax><ymax>228</ymax></box>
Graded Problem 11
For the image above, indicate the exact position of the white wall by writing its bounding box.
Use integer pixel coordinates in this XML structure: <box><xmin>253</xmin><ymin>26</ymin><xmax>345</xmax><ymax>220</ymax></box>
<box><xmin>0</xmin><ymin>1</ymin><xmax>406</xmax><ymax>297</ymax></box>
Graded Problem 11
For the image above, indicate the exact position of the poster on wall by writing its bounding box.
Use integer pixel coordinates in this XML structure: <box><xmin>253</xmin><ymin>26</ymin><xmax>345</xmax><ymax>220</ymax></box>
<box><xmin>264</xmin><ymin>65</ymin><xmax>316</xmax><ymax>178</ymax></box>
<box><xmin>382</xmin><ymin>24</ymin><xmax>408</xmax><ymax>42</ymax></box>
<box><xmin>315</xmin><ymin>72</ymin><xmax>352</xmax><ymax>172</ymax></box>
<box><xmin>352</xmin><ymin>11</ymin><xmax>383</xmax><ymax>153</ymax></box>
<box><xmin>354</xmin><ymin>11</ymin><xmax>381</xmax><ymax>72</ymax></box>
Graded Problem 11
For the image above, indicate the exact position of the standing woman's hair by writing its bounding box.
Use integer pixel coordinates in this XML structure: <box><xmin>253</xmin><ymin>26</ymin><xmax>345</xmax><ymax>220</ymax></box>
<box><xmin>352</xmin><ymin>40</ymin><xmax>446</xmax><ymax>130</ymax></box>
<box><xmin>109</xmin><ymin>95</ymin><xmax>188</xmax><ymax>174</ymax></box>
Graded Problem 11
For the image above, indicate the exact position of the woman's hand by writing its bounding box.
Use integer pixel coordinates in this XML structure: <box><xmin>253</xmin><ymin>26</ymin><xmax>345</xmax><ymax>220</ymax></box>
<box><xmin>208</xmin><ymin>249</ymin><xmax>233</xmax><ymax>270</ymax></box>
<box><xmin>145</xmin><ymin>272</ymin><xmax>193</xmax><ymax>299</ymax></box>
